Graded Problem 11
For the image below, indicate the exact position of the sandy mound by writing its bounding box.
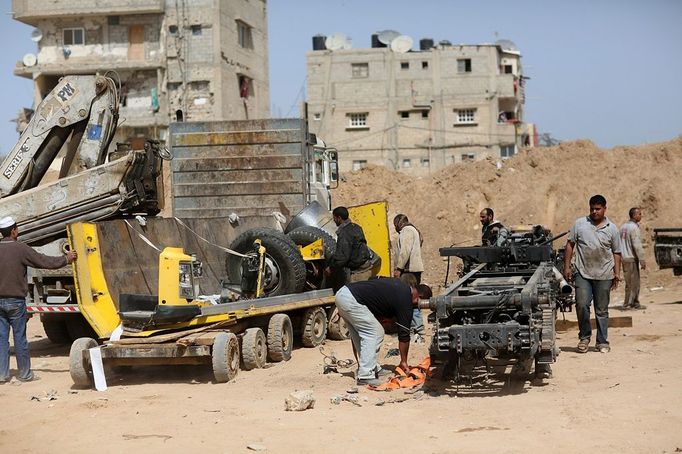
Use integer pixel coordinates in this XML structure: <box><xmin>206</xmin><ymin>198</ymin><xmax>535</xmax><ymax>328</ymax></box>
<box><xmin>334</xmin><ymin>136</ymin><xmax>682</xmax><ymax>289</ymax></box>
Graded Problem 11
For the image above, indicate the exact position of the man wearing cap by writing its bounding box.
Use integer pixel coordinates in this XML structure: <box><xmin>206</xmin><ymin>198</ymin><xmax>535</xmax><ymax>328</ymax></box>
<box><xmin>0</xmin><ymin>216</ymin><xmax>77</xmax><ymax>382</ymax></box>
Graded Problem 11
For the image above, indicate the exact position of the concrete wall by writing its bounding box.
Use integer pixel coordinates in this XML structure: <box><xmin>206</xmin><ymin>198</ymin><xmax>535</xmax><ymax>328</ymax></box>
<box><xmin>307</xmin><ymin>44</ymin><xmax>528</xmax><ymax>176</ymax></box>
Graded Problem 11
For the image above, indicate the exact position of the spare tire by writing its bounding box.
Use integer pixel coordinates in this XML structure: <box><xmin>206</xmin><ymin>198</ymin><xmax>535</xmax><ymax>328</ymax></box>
<box><xmin>226</xmin><ymin>228</ymin><xmax>306</xmax><ymax>296</ymax></box>
<box><xmin>287</xmin><ymin>226</ymin><xmax>337</xmax><ymax>290</ymax></box>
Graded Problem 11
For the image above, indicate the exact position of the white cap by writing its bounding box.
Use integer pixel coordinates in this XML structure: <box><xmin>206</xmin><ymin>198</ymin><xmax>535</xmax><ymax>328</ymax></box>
<box><xmin>0</xmin><ymin>216</ymin><xmax>16</xmax><ymax>229</ymax></box>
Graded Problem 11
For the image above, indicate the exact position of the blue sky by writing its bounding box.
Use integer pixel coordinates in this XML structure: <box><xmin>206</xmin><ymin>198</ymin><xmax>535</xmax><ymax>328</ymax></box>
<box><xmin>1</xmin><ymin>0</ymin><xmax>680</xmax><ymax>155</ymax></box>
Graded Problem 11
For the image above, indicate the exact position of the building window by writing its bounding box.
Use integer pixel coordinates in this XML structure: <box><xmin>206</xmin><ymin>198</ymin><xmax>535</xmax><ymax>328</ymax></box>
<box><xmin>238</xmin><ymin>75</ymin><xmax>253</xmax><ymax>98</ymax></box>
<box><xmin>461</xmin><ymin>153</ymin><xmax>475</xmax><ymax>161</ymax></box>
<box><xmin>501</xmin><ymin>145</ymin><xmax>516</xmax><ymax>158</ymax></box>
<box><xmin>422</xmin><ymin>61</ymin><xmax>429</xmax><ymax>69</ymax></box>
<box><xmin>457</xmin><ymin>58</ymin><xmax>472</xmax><ymax>73</ymax></box>
<box><xmin>108</xmin><ymin>16</ymin><xmax>120</xmax><ymax>26</ymax></box>
<box><xmin>402</xmin><ymin>159</ymin><xmax>411</xmax><ymax>168</ymax></box>
<box><xmin>352</xmin><ymin>160</ymin><xmax>367</xmax><ymax>171</ymax></box>
<box><xmin>503</xmin><ymin>64</ymin><xmax>513</xmax><ymax>74</ymax></box>
<box><xmin>455</xmin><ymin>109</ymin><xmax>476</xmax><ymax>125</ymax></box>
<box><xmin>347</xmin><ymin>113</ymin><xmax>368</xmax><ymax>128</ymax></box>
<box><xmin>421</xmin><ymin>158</ymin><xmax>430</xmax><ymax>167</ymax></box>
<box><xmin>313</xmin><ymin>112</ymin><xmax>321</xmax><ymax>121</ymax></box>
<box><xmin>63</xmin><ymin>28</ymin><xmax>85</xmax><ymax>46</ymax></box>
<box><xmin>399</xmin><ymin>111</ymin><xmax>409</xmax><ymax>119</ymax></box>
<box><xmin>400</xmin><ymin>61</ymin><xmax>409</xmax><ymax>70</ymax></box>
<box><xmin>191</xmin><ymin>25</ymin><xmax>202</xmax><ymax>36</ymax></box>
<box><xmin>351</xmin><ymin>63</ymin><xmax>369</xmax><ymax>78</ymax></box>
<box><xmin>168</xmin><ymin>25</ymin><xmax>178</xmax><ymax>36</ymax></box>
<box><xmin>421</xmin><ymin>110</ymin><xmax>429</xmax><ymax>119</ymax></box>
<box><xmin>237</xmin><ymin>20</ymin><xmax>253</xmax><ymax>49</ymax></box>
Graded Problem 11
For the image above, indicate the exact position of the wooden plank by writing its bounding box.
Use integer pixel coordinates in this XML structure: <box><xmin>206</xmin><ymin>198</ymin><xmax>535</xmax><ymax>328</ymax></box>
<box><xmin>113</xmin><ymin>320</ymin><xmax>235</xmax><ymax>344</ymax></box>
<box><xmin>556</xmin><ymin>316</ymin><xmax>633</xmax><ymax>332</ymax></box>
<box><xmin>101</xmin><ymin>344</ymin><xmax>211</xmax><ymax>359</ymax></box>
<box><xmin>173</xmin><ymin>155</ymin><xmax>303</xmax><ymax>172</ymax></box>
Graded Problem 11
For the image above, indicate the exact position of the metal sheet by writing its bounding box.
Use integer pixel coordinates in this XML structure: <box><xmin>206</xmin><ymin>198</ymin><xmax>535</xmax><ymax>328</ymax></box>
<box><xmin>172</xmin><ymin>155</ymin><xmax>303</xmax><ymax>172</ymax></box>
<box><xmin>200</xmin><ymin>289</ymin><xmax>334</xmax><ymax>316</ymax></box>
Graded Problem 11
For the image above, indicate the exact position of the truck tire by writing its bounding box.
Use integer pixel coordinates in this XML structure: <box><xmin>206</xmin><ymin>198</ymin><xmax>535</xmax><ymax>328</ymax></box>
<box><xmin>287</xmin><ymin>226</ymin><xmax>336</xmax><ymax>290</ymax></box>
<box><xmin>40</xmin><ymin>315</ymin><xmax>71</xmax><ymax>344</ymax></box>
<box><xmin>241</xmin><ymin>327</ymin><xmax>267</xmax><ymax>370</ymax></box>
<box><xmin>267</xmin><ymin>314</ymin><xmax>293</xmax><ymax>362</ymax></box>
<box><xmin>69</xmin><ymin>337</ymin><xmax>98</xmax><ymax>387</ymax></box>
<box><xmin>301</xmin><ymin>307</ymin><xmax>328</xmax><ymax>347</ymax></box>
<box><xmin>212</xmin><ymin>332</ymin><xmax>240</xmax><ymax>383</ymax></box>
<box><xmin>66</xmin><ymin>315</ymin><xmax>98</xmax><ymax>342</ymax></box>
<box><xmin>226</xmin><ymin>228</ymin><xmax>306</xmax><ymax>296</ymax></box>
<box><xmin>327</xmin><ymin>306</ymin><xmax>350</xmax><ymax>340</ymax></box>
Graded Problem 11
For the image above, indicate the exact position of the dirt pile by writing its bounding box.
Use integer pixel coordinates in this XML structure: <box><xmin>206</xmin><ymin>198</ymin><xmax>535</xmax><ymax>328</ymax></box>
<box><xmin>334</xmin><ymin>136</ymin><xmax>682</xmax><ymax>289</ymax></box>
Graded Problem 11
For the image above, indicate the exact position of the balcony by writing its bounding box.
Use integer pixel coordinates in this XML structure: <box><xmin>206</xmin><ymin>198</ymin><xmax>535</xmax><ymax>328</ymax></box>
<box><xmin>13</xmin><ymin>0</ymin><xmax>164</xmax><ymax>25</ymax></box>
<box><xmin>15</xmin><ymin>56</ymin><xmax>164</xmax><ymax>79</ymax></box>
<box><xmin>495</xmin><ymin>74</ymin><xmax>517</xmax><ymax>99</ymax></box>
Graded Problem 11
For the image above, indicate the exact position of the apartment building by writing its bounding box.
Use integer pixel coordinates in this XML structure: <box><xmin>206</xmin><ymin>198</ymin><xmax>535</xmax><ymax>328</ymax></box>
<box><xmin>12</xmin><ymin>0</ymin><xmax>269</xmax><ymax>148</ymax></box>
<box><xmin>306</xmin><ymin>35</ymin><xmax>535</xmax><ymax>175</ymax></box>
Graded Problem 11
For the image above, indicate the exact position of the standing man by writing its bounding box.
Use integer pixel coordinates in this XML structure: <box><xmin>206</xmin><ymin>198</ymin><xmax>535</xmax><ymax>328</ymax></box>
<box><xmin>0</xmin><ymin>217</ymin><xmax>77</xmax><ymax>382</ymax></box>
<box><xmin>479</xmin><ymin>208</ymin><xmax>510</xmax><ymax>247</ymax></box>
<box><xmin>392</xmin><ymin>214</ymin><xmax>426</xmax><ymax>340</ymax></box>
<box><xmin>334</xmin><ymin>277</ymin><xmax>432</xmax><ymax>386</ymax></box>
<box><xmin>620</xmin><ymin>207</ymin><xmax>646</xmax><ymax>310</ymax></box>
<box><xmin>563</xmin><ymin>195</ymin><xmax>622</xmax><ymax>354</ymax></box>
<box><xmin>324</xmin><ymin>206</ymin><xmax>372</xmax><ymax>291</ymax></box>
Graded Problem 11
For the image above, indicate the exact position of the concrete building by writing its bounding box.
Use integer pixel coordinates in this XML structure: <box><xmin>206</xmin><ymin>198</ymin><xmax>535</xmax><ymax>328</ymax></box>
<box><xmin>12</xmin><ymin>0</ymin><xmax>270</xmax><ymax>148</ymax></box>
<box><xmin>306</xmin><ymin>35</ymin><xmax>535</xmax><ymax>175</ymax></box>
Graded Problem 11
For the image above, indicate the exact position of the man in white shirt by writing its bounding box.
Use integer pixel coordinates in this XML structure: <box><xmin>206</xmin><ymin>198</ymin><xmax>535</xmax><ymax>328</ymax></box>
<box><xmin>620</xmin><ymin>207</ymin><xmax>646</xmax><ymax>310</ymax></box>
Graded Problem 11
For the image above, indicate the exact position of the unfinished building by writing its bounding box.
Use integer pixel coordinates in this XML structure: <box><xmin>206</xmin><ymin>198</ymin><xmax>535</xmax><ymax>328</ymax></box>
<box><xmin>12</xmin><ymin>0</ymin><xmax>270</xmax><ymax>148</ymax></box>
<box><xmin>306</xmin><ymin>33</ymin><xmax>535</xmax><ymax>175</ymax></box>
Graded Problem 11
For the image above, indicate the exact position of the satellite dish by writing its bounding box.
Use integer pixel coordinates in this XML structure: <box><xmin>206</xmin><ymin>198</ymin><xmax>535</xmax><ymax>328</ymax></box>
<box><xmin>390</xmin><ymin>35</ymin><xmax>413</xmax><ymax>53</ymax></box>
<box><xmin>22</xmin><ymin>53</ymin><xmax>37</xmax><ymax>67</ymax></box>
<box><xmin>495</xmin><ymin>39</ymin><xmax>520</xmax><ymax>55</ymax></box>
<box><xmin>30</xmin><ymin>28</ymin><xmax>43</xmax><ymax>42</ymax></box>
<box><xmin>377</xmin><ymin>30</ymin><xmax>401</xmax><ymax>46</ymax></box>
<box><xmin>325</xmin><ymin>33</ymin><xmax>351</xmax><ymax>51</ymax></box>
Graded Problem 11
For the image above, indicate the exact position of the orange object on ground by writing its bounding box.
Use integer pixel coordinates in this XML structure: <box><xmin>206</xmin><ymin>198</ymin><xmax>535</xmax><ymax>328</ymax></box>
<box><xmin>369</xmin><ymin>356</ymin><xmax>431</xmax><ymax>391</ymax></box>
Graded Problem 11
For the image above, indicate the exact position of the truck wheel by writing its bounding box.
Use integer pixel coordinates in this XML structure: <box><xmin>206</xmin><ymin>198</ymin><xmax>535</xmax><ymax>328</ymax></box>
<box><xmin>241</xmin><ymin>328</ymin><xmax>267</xmax><ymax>370</ymax></box>
<box><xmin>287</xmin><ymin>226</ymin><xmax>337</xmax><ymax>289</ymax></box>
<box><xmin>66</xmin><ymin>315</ymin><xmax>98</xmax><ymax>342</ymax></box>
<box><xmin>267</xmin><ymin>314</ymin><xmax>293</xmax><ymax>362</ymax></box>
<box><xmin>327</xmin><ymin>307</ymin><xmax>350</xmax><ymax>340</ymax></box>
<box><xmin>301</xmin><ymin>307</ymin><xmax>328</xmax><ymax>347</ymax></box>
<box><xmin>226</xmin><ymin>228</ymin><xmax>306</xmax><ymax>296</ymax></box>
<box><xmin>212</xmin><ymin>332</ymin><xmax>240</xmax><ymax>383</ymax></box>
<box><xmin>69</xmin><ymin>337</ymin><xmax>98</xmax><ymax>387</ymax></box>
<box><xmin>41</xmin><ymin>315</ymin><xmax>71</xmax><ymax>344</ymax></box>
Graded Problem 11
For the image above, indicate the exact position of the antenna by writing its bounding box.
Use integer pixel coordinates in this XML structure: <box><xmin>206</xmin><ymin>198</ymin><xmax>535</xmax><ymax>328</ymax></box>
<box><xmin>22</xmin><ymin>53</ymin><xmax>37</xmax><ymax>67</ymax></box>
<box><xmin>377</xmin><ymin>30</ymin><xmax>401</xmax><ymax>46</ymax></box>
<box><xmin>30</xmin><ymin>28</ymin><xmax>43</xmax><ymax>42</ymax></box>
<box><xmin>390</xmin><ymin>35</ymin><xmax>413</xmax><ymax>53</ymax></box>
<box><xmin>325</xmin><ymin>33</ymin><xmax>352</xmax><ymax>51</ymax></box>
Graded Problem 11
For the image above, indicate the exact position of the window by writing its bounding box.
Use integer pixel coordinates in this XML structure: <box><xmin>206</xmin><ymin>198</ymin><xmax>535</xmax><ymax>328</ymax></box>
<box><xmin>238</xmin><ymin>75</ymin><xmax>253</xmax><ymax>98</ymax></box>
<box><xmin>352</xmin><ymin>160</ymin><xmax>367</xmax><ymax>171</ymax></box>
<box><xmin>237</xmin><ymin>20</ymin><xmax>253</xmax><ymax>49</ymax></box>
<box><xmin>421</xmin><ymin>158</ymin><xmax>430</xmax><ymax>167</ymax></box>
<box><xmin>347</xmin><ymin>113</ymin><xmax>368</xmax><ymax>128</ymax></box>
<box><xmin>399</xmin><ymin>111</ymin><xmax>409</xmax><ymax>119</ymax></box>
<box><xmin>108</xmin><ymin>16</ymin><xmax>120</xmax><ymax>26</ymax></box>
<box><xmin>168</xmin><ymin>25</ymin><xmax>178</xmax><ymax>36</ymax></box>
<box><xmin>313</xmin><ymin>112</ymin><xmax>321</xmax><ymax>121</ymax></box>
<box><xmin>457</xmin><ymin>58</ymin><xmax>472</xmax><ymax>73</ymax></box>
<box><xmin>351</xmin><ymin>63</ymin><xmax>369</xmax><ymax>78</ymax></box>
<box><xmin>461</xmin><ymin>153</ymin><xmax>475</xmax><ymax>162</ymax></box>
<box><xmin>63</xmin><ymin>28</ymin><xmax>85</xmax><ymax>46</ymax></box>
<box><xmin>421</xmin><ymin>110</ymin><xmax>429</xmax><ymax>119</ymax></box>
<box><xmin>455</xmin><ymin>109</ymin><xmax>476</xmax><ymax>124</ymax></box>
<box><xmin>400</xmin><ymin>62</ymin><xmax>409</xmax><ymax>70</ymax></box>
<box><xmin>503</xmin><ymin>64</ymin><xmax>513</xmax><ymax>74</ymax></box>
<box><xmin>422</xmin><ymin>61</ymin><xmax>429</xmax><ymax>69</ymax></box>
<box><xmin>402</xmin><ymin>159</ymin><xmax>411</xmax><ymax>168</ymax></box>
<box><xmin>500</xmin><ymin>145</ymin><xmax>516</xmax><ymax>158</ymax></box>
<box><xmin>191</xmin><ymin>25</ymin><xmax>202</xmax><ymax>36</ymax></box>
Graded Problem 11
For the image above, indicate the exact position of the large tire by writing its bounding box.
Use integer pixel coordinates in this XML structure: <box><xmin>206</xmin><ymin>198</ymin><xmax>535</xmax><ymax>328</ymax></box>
<box><xmin>41</xmin><ymin>314</ymin><xmax>71</xmax><ymax>344</ymax></box>
<box><xmin>212</xmin><ymin>332</ymin><xmax>240</xmax><ymax>383</ymax></box>
<box><xmin>327</xmin><ymin>306</ymin><xmax>350</xmax><ymax>340</ymax></box>
<box><xmin>241</xmin><ymin>328</ymin><xmax>267</xmax><ymax>370</ymax></box>
<box><xmin>226</xmin><ymin>228</ymin><xmax>306</xmax><ymax>297</ymax></box>
<box><xmin>66</xmin><ymin>315</ymin><xmax>98</xmax><ymax>341</ymax></box>
<box><xmin>287</xmin><ymin>226</ymin><xmax>337</xmax><ymax>290</ymax></box>
<box><xmin>267</xmin><ymin>314</ymin><xmax>293</xmax><ymax>362</ymax></box>
<box><xmin>69</xmin><ymin>337</ymin><xmax>98</xmax><ymax>387</ymax></box>
<box><xmin>301</xmin><ymin>307</ymin><xmax>328</xmax><ymax>347</ymax></box>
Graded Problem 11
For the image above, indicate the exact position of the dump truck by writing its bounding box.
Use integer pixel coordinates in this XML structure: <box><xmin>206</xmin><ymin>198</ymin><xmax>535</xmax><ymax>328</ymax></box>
<box><xmin>653</xmin><ymin>228</ymin><xmax>682</xmax><ymax>276</ymax></box>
